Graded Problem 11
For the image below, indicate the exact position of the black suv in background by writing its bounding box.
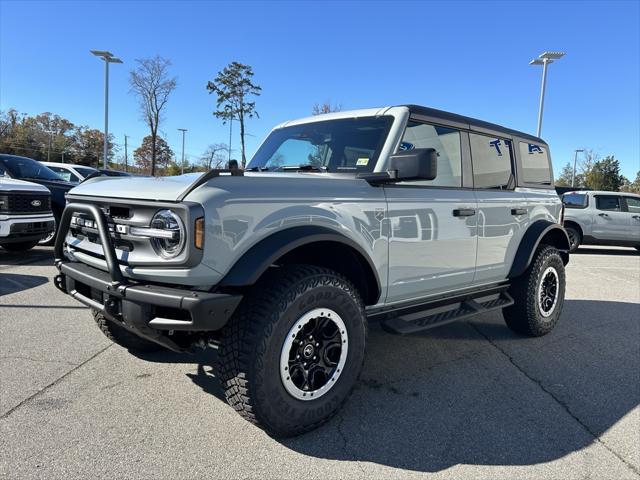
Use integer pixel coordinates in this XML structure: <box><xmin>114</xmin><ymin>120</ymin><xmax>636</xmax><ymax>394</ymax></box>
<box><xmin>0</xmin><ymin>154</ymin><xmax>74</xmax><ymax>245</ymax></box>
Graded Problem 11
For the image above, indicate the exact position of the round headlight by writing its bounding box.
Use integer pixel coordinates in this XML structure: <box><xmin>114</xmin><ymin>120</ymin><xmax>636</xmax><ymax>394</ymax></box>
<box><xmin>150</xmin><ymin>209</ymin><xmax>185</xmax><ymax>259</ymax></box>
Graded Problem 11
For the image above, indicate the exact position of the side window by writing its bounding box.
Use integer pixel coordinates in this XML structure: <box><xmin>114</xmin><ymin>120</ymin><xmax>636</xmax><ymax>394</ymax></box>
<box><xmin>470</xmin><ymin>133</ymin><xmax>513</xmax><ymax>189</ymax></box>
<box><xmin>398</xmin><ymin>121</ymin><xmax>462</xmax><ymax>187</ymax></box>
<box><xmin>49</xmin><ymin>166</ymin><xmax>74</xmax><ymax>182</ymax></box>
<box><xmin>595</xmin><ymin>195</ymin><xmax>621</xmax><ymax>211</ymax></box>
<box><xmin>624</xmin><ymin>197</ymin><xmax>640</xmax><ymax>213</ymax></box>
<box><xmin>519</xmin><ymin>142</ymin><xmax>551</xmax><ymax>184</ymax></box>
<box><xmin>562</xmin><ymin>193</ymin><xmax>588</xmax><ymax>208</ymax></box>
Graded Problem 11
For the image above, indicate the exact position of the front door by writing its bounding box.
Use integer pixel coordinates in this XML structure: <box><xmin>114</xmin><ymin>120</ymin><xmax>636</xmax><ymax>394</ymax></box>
<box><xmin>384</xmin><ymin>121</ymin><xmax>477</xmax><ymax>304</ymax></box>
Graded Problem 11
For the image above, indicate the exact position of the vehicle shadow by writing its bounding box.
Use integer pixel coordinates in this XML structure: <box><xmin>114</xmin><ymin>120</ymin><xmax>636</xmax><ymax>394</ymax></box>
<box><xmin>574</xmin><ymin>247</ymin><xmax>639</xmax><ymax>256</ymax></box>
<box><xmin>0</xmin><ymin>246</ymin><xmax>54</xmax><ymax>268</ymax></box>
<box><xmin>140</xmin><ymin>299</ymin><xmax>639</xmax><ymax>473</ymax></box>
<box><xmin>0</xmin><ymin>273</ymin><xmax>49</xmax><ymax>296</ymax></box>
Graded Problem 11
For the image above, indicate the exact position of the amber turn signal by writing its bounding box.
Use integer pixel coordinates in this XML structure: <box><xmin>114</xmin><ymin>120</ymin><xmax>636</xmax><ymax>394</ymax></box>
<box><xmin>194</xmin><ymin>217</ymin><xmax>204</xmax><ymax>249</ymax></box>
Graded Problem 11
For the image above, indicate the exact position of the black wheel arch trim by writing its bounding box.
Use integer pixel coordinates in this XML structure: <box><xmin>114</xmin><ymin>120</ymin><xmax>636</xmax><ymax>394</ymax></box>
<box><xmin>219</xmin><ymin>225</ymin><xmax>382</xmax><ymax>300</ymax></box>
<box><xmin>509</xmin><ymin>220</ymin><xmax>570</xmax><ymax>278</ymax></box>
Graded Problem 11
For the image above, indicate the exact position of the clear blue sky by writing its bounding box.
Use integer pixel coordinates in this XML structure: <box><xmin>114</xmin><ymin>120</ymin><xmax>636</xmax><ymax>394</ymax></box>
<box><xmin>1</xmin><ymin>0</ymin><xmax>638</xmax><ymax>178</ymax></box>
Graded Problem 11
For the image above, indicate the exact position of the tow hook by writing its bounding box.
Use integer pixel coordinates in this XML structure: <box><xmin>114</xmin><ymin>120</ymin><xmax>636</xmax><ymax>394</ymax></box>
<box><xmin>53</xmin><ymin>274</ymin><xmax>66</xmax><ymax>293</ymax></box>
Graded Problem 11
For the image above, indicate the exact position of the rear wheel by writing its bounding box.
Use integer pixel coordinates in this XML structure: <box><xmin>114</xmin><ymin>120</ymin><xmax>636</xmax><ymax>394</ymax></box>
<box><xmin>218</xmin><ymin>265</ymin><xmax>367</xmax><ymax>437</ymax></box>
<box><xmin>503</xmin><ymin>245</ymin><xmax>566</xmax><ymax>337</ymax></box>
<box><xmin>565</xmin><ymin>225</ymin><xmax>581</xmax><ymax>253</ymax></box>
<box><xmin>93</xmin><ymin>311</ymin><xmax>164</xmax><ymax>352</ymax></box>
<box><xmin>0</xmin><ymin>240</ymin><xmax>40</xmax><ymax>251</ymax></box>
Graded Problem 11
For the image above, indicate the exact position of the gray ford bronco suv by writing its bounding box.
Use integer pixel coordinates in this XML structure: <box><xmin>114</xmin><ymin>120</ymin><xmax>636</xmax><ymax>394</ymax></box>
<box><xmin>53</xmin><ymin>105</ymin><xmax>570</xmax><ymax>437</ymax></box>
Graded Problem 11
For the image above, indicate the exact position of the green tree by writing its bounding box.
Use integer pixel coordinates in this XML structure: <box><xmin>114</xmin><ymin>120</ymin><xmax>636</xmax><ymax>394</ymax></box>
<box><xmin>206</xmin><ymin>62</ymin><xmax>261</xmax><ymax>168</ymax></box>
<box><xmin>133</xmin><ymin>135</ymin><xmax>174</xmax><ymax>175</ymax></box>
<box><xmin>130</xmin><ymin>56</ymin><xmax>177</xmax><ymax>176</ymax></box>
<box><xmin>71</xmin><ymin>127</ymin><xmax>115</xmax><ymax>167</ymax></box>
<box><xmin>555</xmin><ymin>162</ymin><xmax>575</xmax><ymax>187</ymax></box>
<box><xmin>583</xmin><ymin>156</ymin><xmax>625</xmax><ymax>191</ymax></box>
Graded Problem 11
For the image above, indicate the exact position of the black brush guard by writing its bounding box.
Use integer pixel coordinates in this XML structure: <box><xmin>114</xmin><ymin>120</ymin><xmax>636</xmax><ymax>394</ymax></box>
<box><xmin>53</xmin><ymin>203</ymin><xmax>242</xmax><ymax>352</ymax></box>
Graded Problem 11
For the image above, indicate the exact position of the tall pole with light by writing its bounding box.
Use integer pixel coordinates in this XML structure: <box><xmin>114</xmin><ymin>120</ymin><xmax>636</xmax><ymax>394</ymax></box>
<box><xmin>529</xmin><ymin>51</ymin><xmax>565</xmax><ymax>138</ymax></box>
<box><xmin>91</xmin><ymin>50</ymin><xmax>123</xmax><ymax>169</ymax></box>
<box><xmin>572</xmin><ymin>148</ymin><xmax>584</xmax><ymax>187</ymax></box>
<box><xmin>178</xmin><ymin>128</ymin><xmax>187</xmax><ymax>174</ymax></box>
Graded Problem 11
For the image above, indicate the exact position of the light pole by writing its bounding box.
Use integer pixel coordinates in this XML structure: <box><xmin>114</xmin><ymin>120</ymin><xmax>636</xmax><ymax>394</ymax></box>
<box><xmin>91</xmin><ymin>50</ymin><xmax>123</xmax><ymax>169</ymax></box>
<box><xmin>178</xmin><ymin>128</ymin><xmax>187</xmax><ymax>174</ymax></box>
<box><xmin>529</xmin><ymin>51</ymin><xmax>565</xmax><ymax>137</ymax></box>
<box><xmin>572</xmin><ymin>148</ymin><xmax>584</xmax><ymax>187</ymax></box>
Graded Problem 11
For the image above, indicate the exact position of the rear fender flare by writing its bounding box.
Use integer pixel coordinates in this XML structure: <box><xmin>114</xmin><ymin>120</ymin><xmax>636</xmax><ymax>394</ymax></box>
<box><xmin>509</xmin><ymin>220</ymin><xmax>570</xmax><ymax>278</ymax></box>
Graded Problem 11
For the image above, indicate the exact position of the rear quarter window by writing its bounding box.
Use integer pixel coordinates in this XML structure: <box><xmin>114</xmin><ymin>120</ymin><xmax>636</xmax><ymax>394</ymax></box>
<box><xmin>562</xmin><ymin>193</ymin><xmax>588</xmax><ymax>208</ymax></box>
<box><xmin>519</xmin><ymin>142</ymin><xmax>552</xmax><ymax>184</ymax></box>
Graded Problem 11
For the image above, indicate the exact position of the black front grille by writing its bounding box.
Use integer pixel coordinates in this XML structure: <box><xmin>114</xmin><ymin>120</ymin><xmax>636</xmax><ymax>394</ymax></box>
<box><xmin>0</xmin><ymin>193</ymin><xmax>52</xmax><ymax>214</ymax></box>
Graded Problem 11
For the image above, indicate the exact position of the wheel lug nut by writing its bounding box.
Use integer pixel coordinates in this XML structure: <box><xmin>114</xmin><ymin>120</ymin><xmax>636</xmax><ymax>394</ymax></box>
<box><xmin>315</xmin><ymin>343</ymin><xmax>319</xmax><ymax>347</ymax></box>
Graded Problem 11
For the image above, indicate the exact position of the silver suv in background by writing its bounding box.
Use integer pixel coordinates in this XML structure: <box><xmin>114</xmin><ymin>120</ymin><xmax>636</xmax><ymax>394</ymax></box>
<box><xmin>52</xmin><ymin>105</ymin><xmax>570</xmax><ymax>437</ymax></box>
<box><xmin>561</xmin><ymin>190</ymin><xmax>640</xmax><ymax>252</ymax></box>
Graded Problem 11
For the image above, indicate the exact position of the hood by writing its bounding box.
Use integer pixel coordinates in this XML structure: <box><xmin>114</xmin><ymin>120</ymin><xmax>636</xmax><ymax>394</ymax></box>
<box><xmin>66</xmin><ymin>172</ymin><xmax>344</xmax><ymax>202</ymax></box>
<box><xmin>0</xmin><ymin>177</ymin><xmax>51</xmax><ymax>193</ymax></box>
<box><xmin>68</xmin><ymin>173</ymin><xmax>203</xmax><ymax>201</ymax></box>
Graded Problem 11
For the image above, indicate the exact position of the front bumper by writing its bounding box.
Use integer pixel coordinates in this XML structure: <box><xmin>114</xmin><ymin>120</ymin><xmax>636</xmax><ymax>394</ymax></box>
<box><xmin>53</xmin><ymin>202</ymin><xmax>242</xmax><ymax>352</ymax></box>
<box><xmin>0</xmin><ymin>214</ymin><xmax>55</xmax><ymax>243</ymax></box>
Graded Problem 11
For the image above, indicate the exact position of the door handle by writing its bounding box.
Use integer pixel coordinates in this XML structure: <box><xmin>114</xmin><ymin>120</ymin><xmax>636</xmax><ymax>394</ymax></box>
<box><xmin>598</xmin><ymin>213</ymin><xmax>609</xmax><ymax>217</ymax></box>
<box><xmin>633</xmin><ymin>215</ymin><xmax>640</xmax><ymax>219</ymax></box>
<box><xmin>511</xmin><ymin>208</ymin><xmax>527</xmax><ymax>216</ymax></box>
<box><xmin>453</xmin><ymin>208</ymin><xmax>476</xmax><ymax>217</ymax></box>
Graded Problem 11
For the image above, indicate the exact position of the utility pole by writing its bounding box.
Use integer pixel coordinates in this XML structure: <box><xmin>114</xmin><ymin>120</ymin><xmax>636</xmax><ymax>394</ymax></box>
<box><xmin>228</xmin><ymin>119</ymin><xmax>232</xmax><ymax>163</ymax></box>
<box><xmin>91</xmin><ymin>50</ymin><xmax>123</xmax><ymax>169</ymax></box>
<box><xmin>529</xmin><ymin>51</ymin><xmax>565</xmax><ymax>137</ymax></box>
<box><xmin>47</xmin><ymin>133</ymin><xmax>52</xmax><ymax>162</ymax></box>
<box><xmin>572</xmin><ymin>149</ymin><xmax>584</xmax><ymax>187</ymax></box>
<box><xmin>178</xmin><ymin>128</ymin><xmax>187</xmax><ymax>174</ymax></box>
<box><xmin>124</xmin><ymin>135</ymin><xmax>129</xmax><ymax>172</ymax></box>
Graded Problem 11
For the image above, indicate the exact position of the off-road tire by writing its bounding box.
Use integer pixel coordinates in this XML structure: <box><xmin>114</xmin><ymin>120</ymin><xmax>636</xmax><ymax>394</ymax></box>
<box><xmin>565</xmin><ymin>225</ymin><xmax>581</xmax><ymax>253</ymax></box>
<box><xmin>0</xmin><ymin>240</ymin><xmax>40</xmax><ymax>251</ymax></box>
<box><xmin>93</xmin><ymin>310</ymin><xmax>163</xmax><ymax>352</ymax></box>
<box><xmin>217</xmin><ymin>264</ymin><xmax>367</xmax><ymax>437</ymax></box>
<box><xmin>503</xmin><ymin>245</ymin><xmax>566</xmax><ymax>337</ymax></box>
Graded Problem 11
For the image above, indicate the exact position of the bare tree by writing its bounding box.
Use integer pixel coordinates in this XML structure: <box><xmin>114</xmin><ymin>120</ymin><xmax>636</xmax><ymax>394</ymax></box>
<box><xmin>312</xmin><ymin>100</ymin><xmax>342</xmax><ymax>115</ymax></box>
<box><xmin>201</xmin><ymin>143</ymin><xmax>229</xmax><ymax>170</ymax></box>
<box><xmin>130</xmin><ymin>56</ymin><xmax>177</xmax><ymax>176</ymax></box>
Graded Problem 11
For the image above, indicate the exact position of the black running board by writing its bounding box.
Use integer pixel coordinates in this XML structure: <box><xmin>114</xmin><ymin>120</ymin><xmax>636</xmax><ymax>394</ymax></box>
<box><xmin>381</xmin><ymin>291</ymin><xmax>514</xmax><ymax>335</ymax></box>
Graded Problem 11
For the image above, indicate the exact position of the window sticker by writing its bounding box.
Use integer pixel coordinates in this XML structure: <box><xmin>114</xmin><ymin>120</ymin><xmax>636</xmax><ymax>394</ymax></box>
<box><xmin>356</xmin><ymin>157</ymin><xmax>369</xmax><ymax>166</ymax></box>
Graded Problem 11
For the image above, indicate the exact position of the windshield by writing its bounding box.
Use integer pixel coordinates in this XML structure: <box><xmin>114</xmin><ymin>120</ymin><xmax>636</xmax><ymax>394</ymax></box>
<box><xmin>248</xmin><ymin>116</ymin><xmax>393</xmax><ymax>173</ymax></box>
<box><xmin>75</xmin><ymin>166</ymin><xmax>98</xmax><ymax>178</ymax></box>
<box><xmin>0</xmin><ymin>156</ymin><xmax>63</xmax><ymax>181</ymax></box>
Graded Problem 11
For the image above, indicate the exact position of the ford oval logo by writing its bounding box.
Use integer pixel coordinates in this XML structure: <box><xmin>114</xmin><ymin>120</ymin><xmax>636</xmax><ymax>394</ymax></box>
<box><xmin>31</xmin><ymin>199</ymin><xmax>42</xmax><ymax>207</ymax></box>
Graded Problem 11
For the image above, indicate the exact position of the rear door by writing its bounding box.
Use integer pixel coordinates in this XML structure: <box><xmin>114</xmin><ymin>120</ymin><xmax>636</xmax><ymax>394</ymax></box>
<box><xmin>470</xmin><ymin>133</ymin><xmax>529</xmax><ymax>284</ymax></box>
<box><xmin>384</xmin><ymin>120</ymin><xmax>477</xmax><ymax>304</ymax></box>
<box><xmin>592</xmin><ymin>195</ymin><xmax>628</xmax><ymax>241</ymax></box>
<box><xmin>623</xmin><ymin>196</ymin><xmax>640</xmax><ymax>242</ymax></box>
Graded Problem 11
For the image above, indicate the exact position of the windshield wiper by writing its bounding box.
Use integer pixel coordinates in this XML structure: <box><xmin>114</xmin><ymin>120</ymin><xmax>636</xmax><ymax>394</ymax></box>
<box><xmin>276</xmin><ymin>164</ymin><xmax>327</xmax><ymax>172</ymax></box>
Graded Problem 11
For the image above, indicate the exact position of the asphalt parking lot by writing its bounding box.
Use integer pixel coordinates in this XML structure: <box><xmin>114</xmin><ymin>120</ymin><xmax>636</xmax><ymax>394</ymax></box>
<box><xmin>1</xmin><ymin>246</ymin><xmax>638</xmax><ymax>479</ymax></box>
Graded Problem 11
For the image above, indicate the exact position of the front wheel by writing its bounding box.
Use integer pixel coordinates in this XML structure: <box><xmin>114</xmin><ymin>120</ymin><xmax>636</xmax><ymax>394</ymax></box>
<box><xmin>93</xmin><ymin>311</ymin><xmax>164</xmax><ymax>353</ymax></box>
<box><xmin>565</xmin><ymin>225</ymin><xmax>581</xmax><ymax>253</ymax></box>
<box><xmin>217</xmin><ymin>265</ymin><xmax>367</xmax><ymax>437</ymax></box>
<box><xmin>503</xmin><ymin>245</ymin><xmax>566</xmax><ymax>337</ymax></box>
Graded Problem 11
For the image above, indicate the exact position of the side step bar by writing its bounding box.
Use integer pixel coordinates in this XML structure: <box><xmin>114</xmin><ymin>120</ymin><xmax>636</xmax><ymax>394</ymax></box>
<box><xmin>381</xmin><ymin>291</ymin><xmax>514</xmax><ymax>335</ymax></box>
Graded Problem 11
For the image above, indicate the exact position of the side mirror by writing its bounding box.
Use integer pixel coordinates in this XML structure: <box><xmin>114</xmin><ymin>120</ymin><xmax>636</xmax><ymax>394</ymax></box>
<box><xmin>389</xmin><ymin>148</ymin><xmax>438</xmax><ymax>181</ymax></box>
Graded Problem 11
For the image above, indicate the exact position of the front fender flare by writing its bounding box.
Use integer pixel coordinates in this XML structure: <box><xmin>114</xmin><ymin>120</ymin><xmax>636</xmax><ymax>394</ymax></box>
<box><xmin>509</xmin><ymin>220</ymin><xmax>570</xmax><ymax>278</ymax></box>
<box><xmin>219</xmin><ymin>225</ymin><xmax>381</xmax><ymax>294</ymax></box>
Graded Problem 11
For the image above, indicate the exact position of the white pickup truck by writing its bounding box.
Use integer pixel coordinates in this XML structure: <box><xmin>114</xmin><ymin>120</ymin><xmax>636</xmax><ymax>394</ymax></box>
<box><xmin>0</xmin><ymin>177</ymin><xmax>55</xmax><ymax>251</ymax></box>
